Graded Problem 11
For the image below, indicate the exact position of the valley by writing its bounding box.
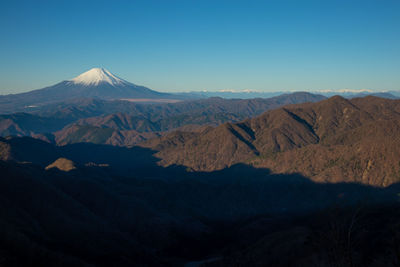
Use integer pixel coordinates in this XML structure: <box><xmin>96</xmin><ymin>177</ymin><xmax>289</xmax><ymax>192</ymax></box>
<box><xmin>0</xmin><ymin>68</ymin><xmax>400</xmax><ymax>266</ymax></box>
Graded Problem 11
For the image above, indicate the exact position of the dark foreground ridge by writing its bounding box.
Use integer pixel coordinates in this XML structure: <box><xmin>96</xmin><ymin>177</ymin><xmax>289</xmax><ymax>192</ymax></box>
<box><xmin>1</xmin><ymin>137</ymin><xmax>400</xmax><ymax>266</ymax></box>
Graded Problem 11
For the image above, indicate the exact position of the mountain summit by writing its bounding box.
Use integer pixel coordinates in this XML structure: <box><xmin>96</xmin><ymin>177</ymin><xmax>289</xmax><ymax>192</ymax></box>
<box><xmin>0</xmin><ymin>68</ymin><xmax>177</xmax><ymax>113</ymax></box>
<box><xmin>71</xmin><ymin>68</ymin><xmax>129</xmax><ymax>86</ymax></box>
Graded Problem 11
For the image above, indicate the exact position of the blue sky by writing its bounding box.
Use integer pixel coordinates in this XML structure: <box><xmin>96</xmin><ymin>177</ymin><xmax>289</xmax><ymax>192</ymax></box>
<box><xmin>0</xmin><ymin>0</ymin><xmax>399</xmax><ymax>93</ymax></box>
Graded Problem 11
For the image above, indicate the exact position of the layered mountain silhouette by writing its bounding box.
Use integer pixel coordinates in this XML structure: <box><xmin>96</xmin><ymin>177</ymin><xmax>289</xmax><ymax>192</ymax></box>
<box><xmin>0</xmin><ymin>92</ymin><xmax>326</xmax><ymax>146</ymax></box>
<box><xmin>3</xmin><ymin>94</ymin><xmax>399</xmax><ymax>187</ymax></box>
<box><xmin>0</xmin><ymin>68</ymin><xmax>176</xmax><ymax>113</ymax></box>
<box><xmin>3</xmin><ymin>93</ymin><xmax>400</xmax><ymax>186</ymax></box>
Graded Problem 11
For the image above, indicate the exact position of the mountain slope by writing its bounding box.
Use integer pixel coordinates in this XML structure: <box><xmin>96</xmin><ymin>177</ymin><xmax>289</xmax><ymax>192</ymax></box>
<box><xmin>145</xmin><ymin>96</ymin><xmax>400</xmax><ymax>186</ymax></box>
<box><xmin>0</xmin><ymin>92</ymin><xmax>325</xmax><ymax>146</ymax></box>
<box><xmin>0</xmin><ymin>113</ymin><xmax>65</xmax><ymax>138</ymax></box>
<box><xmin>33</xmin><ymin>91</ymin><xmax>325</xmax><ymax>121</ymax></box>
<box><xmin>1</xmin><ymin>136</ymin><xmax>400</xmax><ymax>266</ymax></box>
<box><xmin>52</xmin><ymin>92</ymin><xmax>326</xmax><ymax>146</ymax></box>
<box><xmin>0</xmin><ymin>68</ymin><xmax>175</xmax><ymax>113</ymax></box>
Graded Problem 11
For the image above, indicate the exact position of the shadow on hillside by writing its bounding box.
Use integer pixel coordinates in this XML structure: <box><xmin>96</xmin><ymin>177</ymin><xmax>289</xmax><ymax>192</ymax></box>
<box><xmin>2</xmin><ymin>137</ymin><xmax>400</xmax><ymax>266</ymax></box>
<box><xmin>3</xmin><ymin>137</ymin><xmax>399</xmax><ymax>214</ymax></box>
<box><xmin>3</xmin><ymin>137</ymin><xmax>400</xmax><ymax>217</ymax></box>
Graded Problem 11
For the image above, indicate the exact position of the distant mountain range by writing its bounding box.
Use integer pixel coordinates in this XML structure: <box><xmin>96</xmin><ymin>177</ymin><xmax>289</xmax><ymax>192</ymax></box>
<box><xmin>183</xmin><ymin>89</ymin><xmax>400</xmax><ymax>99</ymax></box>
<box><xmin>0</xmin><ymin>68</ymin><xmax>398</xmax><ymax>114</ymax></box>
<box><xmin>0</xmin><ymin>92</ymin><xmax>326</xmax><ymax>145</ymax></box>
<box><xmin>0</xmin><ymin>68</ymin><xmax>181</xmax><ymax>113</ymax></box>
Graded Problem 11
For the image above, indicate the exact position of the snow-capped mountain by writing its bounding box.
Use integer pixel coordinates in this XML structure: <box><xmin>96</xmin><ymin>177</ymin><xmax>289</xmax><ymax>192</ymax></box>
<box><xmin>0</xmin><ymin>68</ymin><xmax>176</xmax><ymax>112</ymax></box>
<box><xmin>71</xmin><ymin>68</ymin><xmax>130</xmax><ymax>86</ymax></box>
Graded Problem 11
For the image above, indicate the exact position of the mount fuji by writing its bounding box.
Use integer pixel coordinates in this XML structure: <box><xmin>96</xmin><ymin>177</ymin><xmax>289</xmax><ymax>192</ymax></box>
<box><xmin>0</xmin><ymin>68</ymin><xmax>178</xmax><ymax>113</ymax></box>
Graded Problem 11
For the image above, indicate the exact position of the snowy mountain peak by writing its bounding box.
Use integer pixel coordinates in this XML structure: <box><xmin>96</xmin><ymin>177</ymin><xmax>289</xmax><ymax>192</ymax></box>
<box><xmin>71</xmin><ymin>68</ymin><xmax>129</xmax><ymax>86</ymax></box>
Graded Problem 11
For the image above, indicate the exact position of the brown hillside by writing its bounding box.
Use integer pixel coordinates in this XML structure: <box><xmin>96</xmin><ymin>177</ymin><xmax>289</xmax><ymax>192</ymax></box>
<box><xmin>45</xmin><ymin>158</ymin><xmax>77</xmax><ymax>172</ymax></box>
<box><xmin>144</xmin><ymin>96</ymin><xmax>400</xmax><ymax>186</ymax></box>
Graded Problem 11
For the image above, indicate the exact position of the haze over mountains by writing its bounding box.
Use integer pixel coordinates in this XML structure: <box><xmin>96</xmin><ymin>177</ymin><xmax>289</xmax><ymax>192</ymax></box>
<box><xmin>189</xmin><ymin>89</ymin><xmax>400</xmax><ymax>100</ymax></box>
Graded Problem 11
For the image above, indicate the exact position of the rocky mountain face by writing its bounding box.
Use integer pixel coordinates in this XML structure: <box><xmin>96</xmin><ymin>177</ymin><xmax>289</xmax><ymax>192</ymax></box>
<box><xmin>145</xmin><ymin>96</ymin><xmax>400</xmax><ymax>186</ymax></box>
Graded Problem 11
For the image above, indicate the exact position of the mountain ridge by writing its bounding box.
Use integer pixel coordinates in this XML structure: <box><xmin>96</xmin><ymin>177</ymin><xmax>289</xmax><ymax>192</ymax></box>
<box><xmin>0</xmin><ymin>92</ymin><xmax>327</xmax><ymax>147</ymax></box>
<box><xmin>145</xmin><ymin>95</ymin><xmax>400</xmax><ymax>186</ymax></box>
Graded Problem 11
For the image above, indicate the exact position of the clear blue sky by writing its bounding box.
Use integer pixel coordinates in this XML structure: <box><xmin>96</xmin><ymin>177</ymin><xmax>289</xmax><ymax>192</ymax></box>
<box><xmin>0</xmin><ymin>0</ymin><xmax>399</xmax><ymax>93</ymax></box>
